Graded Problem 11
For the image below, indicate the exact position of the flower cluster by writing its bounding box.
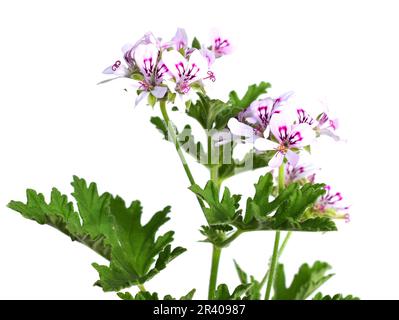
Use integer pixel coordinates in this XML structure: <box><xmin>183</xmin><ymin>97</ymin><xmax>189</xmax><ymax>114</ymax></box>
<box><xmin>225</xmin><ymin>92</ymin><xmax>348</xmax><ymax>221</ymax></box>
<box><xmin>283</xmin><ymin>161</ymin><xmax>350</xmax><ymax>222</ymax></box>
<box><xmin>102</xmin><ymin>29</ymin><xmax>231</xmax><ymax>107</ymax></box>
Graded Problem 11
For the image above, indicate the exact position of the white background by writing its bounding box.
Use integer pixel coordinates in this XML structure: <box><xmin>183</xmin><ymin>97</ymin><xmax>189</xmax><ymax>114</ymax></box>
<box><xmin>0</xmin><ymin>0</ymin><xmax>398</xmax><ymax>299</ymax></box>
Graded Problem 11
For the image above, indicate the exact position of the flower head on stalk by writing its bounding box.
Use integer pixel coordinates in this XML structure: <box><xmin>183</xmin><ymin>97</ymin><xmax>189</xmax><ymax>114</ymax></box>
<box><xmin>225</xmin><ymin>92</ymin><xmax>293</xmax><ymax>144</ymax></box>
<box><xmin>294</xmin><ymin>107</ymin><xmax>340</xmax><ymax>141</ymax></box>
<box><xmin>315</xmin><ymin>112</ymin><xmax>340</xmax><ymax>140</ymax></box>
<box><xmin>101</xmin><ymin>28</ymin><xmax>227</xmax><ymax>107</ymax></box>
<box><xmin>285</xmin><ymin>160</ymin><xmax>318</xmax><ymax>186</ymax></box>
<box><xmin>311</xmin><ymin>186</ymin><xmax>350</xmax><ymax>222</ymax></box>
<box><xmin>254</xmin><ymin>113</ymin><xmax>315</xmax><ymax>168</ymax></box>
<box><xmin>211</xmin><ymin>32</ymin><xmax>232</xmax><ymax>58</ymax></box>
<box><xmin>162</xmin><ymin>49</ymin><xmax>209</xmax><ymax>102</ymax></box>
<box><xmin>133</xmin><ymin>43</ymin><xmax>170</xmax><ymax>104</ymax></box>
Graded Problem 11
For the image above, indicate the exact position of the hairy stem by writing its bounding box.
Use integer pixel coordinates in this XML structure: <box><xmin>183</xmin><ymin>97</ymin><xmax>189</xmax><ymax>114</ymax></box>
<box><xmin>159</xmin><ymin>100</ymin><xmax>206</xmax><ymax>211</ymax></box>
<box><xmin>208</xmin><ymin>246</ymin><xmax>221</xmax><ymax>299</ymax></box>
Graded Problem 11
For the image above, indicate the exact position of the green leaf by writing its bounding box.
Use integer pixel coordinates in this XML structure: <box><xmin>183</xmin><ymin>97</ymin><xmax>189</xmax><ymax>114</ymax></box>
<box><xmin>228</xmin><ymin>82</ymin><xmax>271</xmax><ymax>108</ymax></box>
<box><xmin>234</xmin><ymin>261</ymin><xmax>262</xmax><ymax>300</ymax></box>
<box><xmin>217</xmin><ymin>148</ymin><xmax>273</xmax><ymax>182</ymax></box>
<box><xmin>118</xmin><ymin>289</ymin><xmax>196</xmax><ymax>300</ymax></box>
<box><xmin>187</xmin><ymin>93</ymin><xmax>235</xmax><ymax>130</ymax></box>
<box><xmin>313</xmin><ymin>292</ymin><xmax>359</xmax><ymax>300</ymax></box>
<box><xmin>192</xmin><ymin>37</ymin><xmax>201</xmax><ymax>50</ymax></box>
<box><xmin>194</xmin><ymin>174</ymin><xmax>336</xmax><ymax>246</ymax></box>
<box><xmin>273</xmin><ymin>262</ymin><xmax>334</xmax><ymax>300</ymax></box>
<box><xmin>8</xmin><ymin>185</ymin><xmax>111</xmax><ymax>259</ymax></box>
<box><xmin>8</xmin><ymin>177</ymin><xmax>185</xmax><ymax>292</ymax></box>
<box><xmin>118</xmin><ymin>291</ymin><xmax>159</xmax><ymax>300</ymax></box>
<box><xmin>189</xmin><ymin>181</ymin><xmax>241</xmax><ymax>225</ymax></box>
<box><xmin>273</xmin><ymin>183</ymin><xmax>327</xmax><ymax>227</ymax></box>
<box><xmin>214</xmin><ymin>284</ymin><xmax>252</xmax><ymax>300</ymax></box>
<box><xmin>93</xmin><ymin>197</ymin><xmax>186</xmax><ymax>291</ymax></box>
<box><xmin>71</xmin><ymin>176</ymin><xmax>113</xmax><ymax>240</ymax></box>
<box><xmin>236</xmin><ymin>174</ymin><xmax>336</xmax><ymax>232</ymax></box>
<box><xmin>150</xmin><ymin>116</ymin><xmax>207</xmax><ymax>163</ymax></box>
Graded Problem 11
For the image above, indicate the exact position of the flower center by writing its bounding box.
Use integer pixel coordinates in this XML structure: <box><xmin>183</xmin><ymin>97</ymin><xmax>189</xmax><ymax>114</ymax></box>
<box><xmin>277</xmin><ymin>143</ymin><xmax>288</xmax><ymax>154</ymax></box>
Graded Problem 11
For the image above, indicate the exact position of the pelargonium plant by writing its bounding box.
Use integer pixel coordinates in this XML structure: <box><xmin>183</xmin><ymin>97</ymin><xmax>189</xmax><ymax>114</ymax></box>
<box><xmin>7</xmin><ymin>28</ymin><xmax>357</xmax><ymax>301</ymax></box>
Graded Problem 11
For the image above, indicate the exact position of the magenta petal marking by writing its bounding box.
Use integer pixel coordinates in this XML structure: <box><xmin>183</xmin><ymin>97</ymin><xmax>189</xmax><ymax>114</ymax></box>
<box><xmin>278</xmin><ymin>126</ymin><xmax>288</xmax><ymax>140</ymax></box>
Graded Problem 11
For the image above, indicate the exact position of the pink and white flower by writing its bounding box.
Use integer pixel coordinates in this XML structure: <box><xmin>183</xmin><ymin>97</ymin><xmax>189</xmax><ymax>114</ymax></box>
<box><xmin>162</xmin><ymin>28</ymin><xmax>189</xmax><ymax>51</ymax></box>
<box><xmin>295</xmin><ymin>108</ymin><xmax>340</xmax><ymax>141</ymax></box>
<box><xmin>296</xmin><ymin>108</ymin><xmax>316</xmax><ymax>127</ymax></box>
<box><xmin>285</xmin><ymin>160</ymin><xmax>318</xmax><ymax>185</ymax></box>
<box><xmin>102</xmin><ymin>32</ymin><xmax>159</xmax><ymax>77</ymax></box>
<box><xmin>313</xmin><ymin>185</ymin><xmax>350</xmax><ymax>222</ymax></box>
<box><xmin>316</xmin><ymin>112</ymin><xmax>340</xmax><ymax>141</ymax></box>
<box><xmin>254</xmin><ymin>113</ymin><xmax>315</xmax><ymax>167</ymax></box>
<box><xmin>133</xmin><ymin>43</ymin><xmax>170</xmax><ymax>103</ymax></box>
<box><xmin>162</xmin><ymin>49</ymin><xmax>209</xmax><ymax>95</ymax></box>
<box><xmin>226</xmin><ymin>92</ymin><xmax>293</xmax><ymax>143</ymax></box>
<box><xmin>211</xmin><ymin>34</ymin><xmax>232</xmax><ymax>58</ymax></box>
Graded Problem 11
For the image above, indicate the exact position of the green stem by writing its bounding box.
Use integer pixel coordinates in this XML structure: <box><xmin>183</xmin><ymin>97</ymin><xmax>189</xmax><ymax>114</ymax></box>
<box><xmin>260</xmin><ymin>231</ymin><xmax>292</xmax><ymax>287</ymax></box>
<box><xmin>278</xmin><ymin>163</ymin><xmax>285</xmax><ymax>192</ymax></box>
<box><xmin>264</xmin><ymin>163</ymin><xmax>286</xmax><ymax>300</ymax></box>
<box><xmin>264</xmin><ymin>231</ymin><xmax>280</xmax><ymax>300</ymax></box>
<box><xmin>207</xmin><ymin>133</ymin><xmax>223</xmax><ymax>300</ymax></box>
<box><xmin>208</xmin><ymin>246</ymin><xmax>221</xmax><ymax>299</ymax></box>
<box><xmin>137</xmin><ymin>284</ymin><xmax>146</xmax><ymax>292</ymax></box>
<box><xmin>220</xmin><ymin>229</ymin><xmax>243</xmax><ymax>247</ymax></box>
<box><xmin>159</xmin><ymin>100</ymin><xmax>206</xmax><ymax>211</ymax></box>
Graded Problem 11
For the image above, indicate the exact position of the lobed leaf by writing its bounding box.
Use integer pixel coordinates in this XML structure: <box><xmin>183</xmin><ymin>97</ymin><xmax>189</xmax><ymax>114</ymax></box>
<box><xmin>273</xmin><ymin>262</ymin><xmax>334</xmax><ymax>300</ymax></box>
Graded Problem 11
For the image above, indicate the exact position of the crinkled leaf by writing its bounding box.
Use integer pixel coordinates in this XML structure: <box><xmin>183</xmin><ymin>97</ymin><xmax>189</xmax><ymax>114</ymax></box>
<box><xmin>8</xmin><ymin>181</ymin><xmax>111</xmax><ymax>259</ymax></box>
<box><xmin>71</xmin><ymin>176</ymin><xmax>113</xmax><ymax>240</ymax></box>
<box><xmin>228</xmin><ymin>82</ymin><xmax>271</xmax><ymax>108</ymax></box>
<box><xmin>187</xmin><ymin>93</ymin><xmax>235</xmax><ymax>130</ymax></box>
<box><xmin>214</xmin><ymin>283</ymin><xmax>252</xmax><ymax>300</ymax></box>
<box><xmin>273</xmin><ymin>262</ymin><xmax>334</xmax><ymax>300</ymax></box>
<box><xmin>8</xmin><ymin>177</ymin><xmax>185</xmax><ymax>292</ymax></box>
<box><xmin>313</xmin><ymin>292</ymin><xmax>359</xmax><ymax>300</ymax></box>
<box><xmin>118</xmin><ymin>289</ymin><xmax>196</xmax><ymax>300</ymax></box>
<box><xmin>93</xmin><ymin>197</ymin><xmax>186</xmax><ymax>291</ymax></box>
<box><xmin>273</xmin><ymin>183</ymin><xmax>327</xmax><ymax>227</ymax></box>
<box><xmin>189</xmin><ymin>181</ymin><xmax>241</xmax><ymax>225</ymax></box>
<box><xmin>118</xmin><ymin>291</ymin><xmax>159</xmax><ymax>300</ymax></box>
<box><xmin>234</xmin><ymin>261</ymin><xmax>262</xmax><ymax>300</ymax></box>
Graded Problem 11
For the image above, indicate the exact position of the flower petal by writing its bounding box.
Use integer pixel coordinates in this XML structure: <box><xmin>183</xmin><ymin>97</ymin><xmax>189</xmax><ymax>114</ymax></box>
<box><xmin>254</xmin><ymin>138</ymin><xmax>279</xmax><ymax>151</ymax></box>
<box><xmin>228</xmin><ymin>118</ymin><xmax>254</xmax><ymax>138</ymax></box>
<box><xmin>269</xmin><ymin>112</ymin><xmax>293</xmax><ymax>142</ymax></box>
<box><xmin>171</xmin><ymin>28</ymin><xmax>188</xmax><ymax>50</ymax></box>
<box><xmin>286</xmin><ymin>150</ymin><xmax>299</xmax><ymax>167</ymax></box>
<box><xmin>134</xmin><ymin>43</ymin><xmax>159</xmax><ymax>78</ymax></box>
<box><xmin>268</xmin><ymin>152</ymin><xmax>284</xmax><ymax>168</ymax></box>
<box><xmin>290</xmin><ymin>123</ymin><xmax>315</xmax><ymax>147</ymax></box>
<box><xmin>187</xmin><ymin>49</ymin><xmax>209</xmax><ymax>82</ymax></box>
<box><xmin>162</xmin><ymin>49</ymin><xmax>186</xmax><ymax>80</ymax></box>
<box><xmin>319</xmin><ymin>128</ymin><xmax>341</xmax><ymax>141</ymax></box>
<box><xmin>151</xmin><ymin>86</ymin><xmax>168</xmax><ymax>98</ymax></box>
<box><xmin>200</xmin><ymin>47</ymin><xmax>216</xmax><ymax>67</ymax></box>
<box><xmin>135</xmin><ymin>91</ymin><xmax>149</xmax><ymax>107</ymax></box>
